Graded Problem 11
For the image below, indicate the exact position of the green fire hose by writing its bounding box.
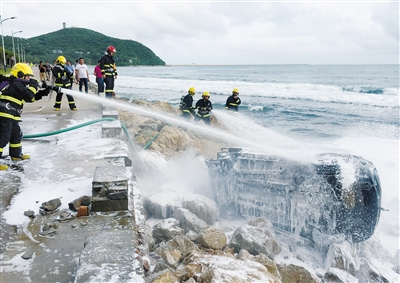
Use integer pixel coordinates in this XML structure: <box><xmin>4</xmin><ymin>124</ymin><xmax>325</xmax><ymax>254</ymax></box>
<box><xmin>23</xmin><ymin>117</ymin><xmax>136</xmax><ymax>152</ymax></box>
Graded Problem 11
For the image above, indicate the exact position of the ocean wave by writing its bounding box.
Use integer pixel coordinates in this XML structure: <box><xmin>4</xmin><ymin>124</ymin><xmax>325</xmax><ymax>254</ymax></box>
<box><xmin>110</xmin><ymin>74</ymin><xmax>399</xmax><ymax>108</ymax></box>
<box><xmin>342</xmin><ymin>86</ymin><xmax>385</xmax><ymax>94</ymax></box>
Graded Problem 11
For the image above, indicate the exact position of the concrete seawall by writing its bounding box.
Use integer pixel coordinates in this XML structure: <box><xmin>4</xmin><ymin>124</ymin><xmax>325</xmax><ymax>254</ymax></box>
<box><xmin>0</xmin><ymin>67</ymin><xmax>144</xmax><ymax>282</ymax></box>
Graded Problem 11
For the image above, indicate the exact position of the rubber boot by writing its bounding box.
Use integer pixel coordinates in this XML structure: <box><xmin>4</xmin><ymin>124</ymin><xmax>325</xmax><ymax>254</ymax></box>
<box><xmin>11</xmin><ymin>154</ymin><xmax>30</xmax><ymax>161</ymax></box>
<box><xmin>0</xmin><ymin>164</ymin><xmax>8</xmax><ymax>170</ymax></box>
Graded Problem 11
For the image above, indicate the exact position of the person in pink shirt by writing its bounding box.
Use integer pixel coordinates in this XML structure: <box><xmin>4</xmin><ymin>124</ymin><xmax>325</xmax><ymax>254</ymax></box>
<box><xmin>94</xmin><ymin>60</ymin><xmax>105</xmax><ymax>96</ymax></box>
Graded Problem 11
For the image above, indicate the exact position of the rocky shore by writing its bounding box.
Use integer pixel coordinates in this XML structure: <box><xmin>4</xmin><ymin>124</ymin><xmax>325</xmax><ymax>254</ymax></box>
<box><xmin>117</xmin><ymin>99</ymin><xmax>400</xmax><ymax>283</ymax></box>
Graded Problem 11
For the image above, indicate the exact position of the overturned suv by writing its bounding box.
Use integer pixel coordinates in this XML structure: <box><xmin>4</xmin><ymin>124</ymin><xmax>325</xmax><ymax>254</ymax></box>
<box><xmin>206</xmin><ymin>148</ymin><xmax>381</xmax><ymax>244</ymax></box>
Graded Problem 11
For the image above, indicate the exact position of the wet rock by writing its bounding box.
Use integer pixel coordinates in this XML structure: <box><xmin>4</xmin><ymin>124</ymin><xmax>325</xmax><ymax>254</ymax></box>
<box><xmin>247</xmin><ymin>217</ymin><xmax>276</xmax><ymax>237</ymax></box>
<box><xmin>144</xmin><ymin>189</ymin><xmax>219</xmax><ymax>225</ymax></box>
<box><xmin>229</xmin><ymin>223</ymin><xmax>281</xmax><ymax>259</ymax></box>
<box><xmin>153</xmin><ymin>262</ymin><xmax>174</xmax><ymax>274</ymax></box>
<box><xmin>252</xmin><ymin>253</ymin><xmax>281</xmax><ymax>280</ymax></box>
<box><xmin>39</xmin><ymin>223</ymin><xmax>56</xmax><ymax>236</ymax></box>
<box><xmin>325</xmin><ymin>241</ymin><xmax>359</xmax><ymax>275</ymax></box>
<box><xmin>238</xmin><ymin>249</ymin><xmax>253</xmax><ymax>261</ymax></box>
<box><xmin>154</xmin><ymin>243</ymin><xmax>182</xmax><ymax>269</ymax></box>
<box><xmin>41</xmin><ymin>198</ymin><xmax>61</xmax><ymax>211</ymax></box>
<box><xmin>185</xmin><ymin>230</ymin><xmax>198</xmax><ymax>241</ymax></box>
<box><xmin>194</xmin><ymin>254</ymin><xmax>281</xmax><ymax>283</ymax></box>
<box><xmin>223</xmin><ymin>245</ymin><xmax>235</xmax><ymax>257</ymax></box>
<box><xmin>172</xmin><ymin>207</ymin><xmax>208</xmax><ymax>233</ymax></box>
<box><xmin>277</xmin><ymin>263</ymin><xmax>319</xmax><ymax>283</ymax></box>
<box><xmin>68</xmin><ymin>195</ymin><xmax>91</xmax><ymax>211</ymax></box>
<box><xmin>152</xmin><ymin>218</ymin><xmax>184</xmax><ymax>244</ymax></box>
<box><xmin>196</xmin><ymin>227</ymin><xmax>227</xmax><ymax>250</ymax></box>
<box><xmin>21</xmin><ymin>250</ymin><xmax>34</xmax><ymax>260</ymax></box>
<box><xmin>142</xmin><ymin>257</ymin><xmax>150</xmax><ymax>272</ymax></box>
<box><xmin>356</xmin><ymin>260</ymin><xmax>393</xmax><ymax>283</ymax></box>
<box><xmin>145</xmin><ymin>269</ymin><xmax>179</xmax><ymax>283</ymax></box>
<box><xmin>165</xmin><ymin>235</ymin><xmax>199</xmax><ymax>255</ymax></box>
<box><xmin>174</xmin><ymin>261</ymin><xmax>202</xmax><ymax>282</ymax></box>
<box><xmin>23</xmin><ymin>210</ymin><xmax>35</xmax><ymax>218</ymax></box>
<box><xmin>324</xmin><ymin>267</ymin><xmax>358</xmax><ymax>283</ymax></box>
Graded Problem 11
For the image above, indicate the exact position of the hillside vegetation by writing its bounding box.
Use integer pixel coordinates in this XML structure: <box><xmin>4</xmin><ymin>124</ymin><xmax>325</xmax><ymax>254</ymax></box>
<box><xmin>2</xmin><ymin>27</ymin><xmax>165</xmax><ymax>66</ymax></box>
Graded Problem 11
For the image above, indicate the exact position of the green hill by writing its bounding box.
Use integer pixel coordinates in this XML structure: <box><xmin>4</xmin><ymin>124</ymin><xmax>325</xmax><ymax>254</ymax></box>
<box><xmin>2</xmin><ymin>27</ymin><xmax>166</xmax><ymax>66</ymax></box>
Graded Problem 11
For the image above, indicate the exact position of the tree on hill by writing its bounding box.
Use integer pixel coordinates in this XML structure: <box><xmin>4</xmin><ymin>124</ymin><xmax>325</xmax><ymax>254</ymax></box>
<box><xmin>2</xmin><ymin>27</ymin><xmax>166</xmax><ymax>66</ymax></box>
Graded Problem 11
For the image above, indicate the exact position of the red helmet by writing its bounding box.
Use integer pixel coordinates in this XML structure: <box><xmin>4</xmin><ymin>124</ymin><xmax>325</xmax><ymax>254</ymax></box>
<box><xmin>106</xmin><ymin>46</ymin><xmax>116</xmax><ymax>53</ymax></box>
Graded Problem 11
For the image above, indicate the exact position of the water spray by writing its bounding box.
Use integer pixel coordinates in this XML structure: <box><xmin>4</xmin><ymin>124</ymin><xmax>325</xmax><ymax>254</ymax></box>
<box><xmin>54</xmin><ymin>87</ymin><xmax>321</xmax><ymax>162</ymax></box>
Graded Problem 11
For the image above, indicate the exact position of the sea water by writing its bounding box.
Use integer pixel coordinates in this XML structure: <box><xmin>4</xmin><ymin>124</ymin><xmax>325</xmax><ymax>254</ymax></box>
<box><xmin>89</xmin><ymin>64</ymin><xmax>399</xmax><ymax>204</ymax></box>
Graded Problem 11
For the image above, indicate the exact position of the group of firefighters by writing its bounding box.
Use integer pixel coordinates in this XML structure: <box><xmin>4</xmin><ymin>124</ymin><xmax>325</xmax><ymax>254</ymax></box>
<box><xmin>180</xmin><ymin>87</ymin><xmax>241</xmax><ymax>125</ymax></box>
<box><xmin>0</xmin><ymin>44</ymin><xmax>241</xmax><ymax>170</ymax></box>
<box><xmin>0</xmin><ymin>45</ymin><xmax>118</xmax><ymax>170</ymax></box>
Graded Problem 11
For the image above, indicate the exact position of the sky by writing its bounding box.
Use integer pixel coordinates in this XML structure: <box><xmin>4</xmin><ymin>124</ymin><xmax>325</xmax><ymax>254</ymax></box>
<box><xmin>0</xmin><ymin>0</ymin><xmax>399</xmax><ymax>65</ymax></box>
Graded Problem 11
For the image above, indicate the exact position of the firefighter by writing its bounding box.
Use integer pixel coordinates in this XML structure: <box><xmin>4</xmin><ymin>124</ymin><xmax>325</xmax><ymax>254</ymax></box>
<box><xmin>0</xmin><ymin>63</ymin><xmax>51</xmax><ymax>170</ymax></box>
<box><xmin>180</xmin><ymin>87</ymin><xmax>196</xmax><ymax>120</ymax></box>
<box><xmin>225</xmin><ymin>88</ymin><xmax>241</xmax><ymax>113</ymax></box>
<box><xmin>52</xmin><ymin>56</ymin><xmax>77</xmax><ymax>110</ymax></box>
<box><xmin>100</xmin><ymin>46</ymin><xmax>118</xmax><ymax>99</ymax></box>
<box><xmin>194</xmin><ymin>91</ymin><xmax>213</xmax><ymax>125</ymax></box>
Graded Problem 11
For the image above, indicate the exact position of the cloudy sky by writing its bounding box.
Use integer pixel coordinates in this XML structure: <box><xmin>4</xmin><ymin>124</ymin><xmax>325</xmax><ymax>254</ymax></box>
<box><xmin>1</xmin><ymin>1</ymin><xmax>398</xmax><ymax>65</ymax></box>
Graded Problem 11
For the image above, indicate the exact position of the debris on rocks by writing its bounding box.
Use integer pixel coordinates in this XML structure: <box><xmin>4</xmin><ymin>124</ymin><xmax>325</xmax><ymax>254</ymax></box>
<box><xmin>23</xmin><ymin>210</ymin><xmax>35</xmax><ymax>218</ymax></box>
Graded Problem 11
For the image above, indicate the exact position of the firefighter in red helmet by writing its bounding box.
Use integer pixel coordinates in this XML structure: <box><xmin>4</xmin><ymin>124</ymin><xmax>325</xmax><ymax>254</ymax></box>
<box><xmin>100</xmin><ymin>46</ymin><xmax>118</xmax><ymax>99</ymax></box>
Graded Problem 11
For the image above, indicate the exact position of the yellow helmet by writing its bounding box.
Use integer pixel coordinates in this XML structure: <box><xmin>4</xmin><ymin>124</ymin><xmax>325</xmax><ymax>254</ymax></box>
<box><xmin>202</xmin><ymin>91</ymin><xmax>210</xmax><ymax>97</ymax></box>
<box><xmin>188</xmin><ymin>87</ymin><xmax>196</xmax><ymax>95</ymax></box>
<box><xmin>233</xmin><ymin>88</ymin><xmax>239</xmax><ymax>94</ymax></box>
<box><xmin>11</xmin><ymin>63</ymin><xmax>34</xmax><ymax>78</ymax></box>
<box><xmin>56</xmin><ymin>56</ymin><xmax>67</xmax><ymax>65</ymax></box>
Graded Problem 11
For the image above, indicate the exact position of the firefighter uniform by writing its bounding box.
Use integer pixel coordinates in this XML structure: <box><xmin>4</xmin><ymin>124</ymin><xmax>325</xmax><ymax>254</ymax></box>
<box><xmin>194</xmin><ymin>92</ymin><xmax>213</xmax><ymax>125</ymax></box>
<box><xmin>0</xmin><ymin>64</ymin><xmax>50</xmax><ymax>168</ymax></box>
<box><xmin>180</xmin><ymin>87</ymin><xmax>196</xmax><ymax>120</ymax></box>
<box><xmin>100</xmin><ymin>46</ymin><xmax>118</xmax><ymax>99</ymax></box>
<box><xmin>225</xmin><ymin>88</ymin><xmax>241</xmax><ymax>113</ymax></box>
<box><xmin>52</xmin><ymin>56</ymin><xmax>76</xmax><ymax>110</ymax></box>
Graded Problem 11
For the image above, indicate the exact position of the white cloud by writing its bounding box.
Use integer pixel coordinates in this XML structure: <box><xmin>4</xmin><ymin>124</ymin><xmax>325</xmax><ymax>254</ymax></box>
<box><xmin>1</xmin><ymin>1</ymin><xmax>398</xmax><ymax>64</ymax></box>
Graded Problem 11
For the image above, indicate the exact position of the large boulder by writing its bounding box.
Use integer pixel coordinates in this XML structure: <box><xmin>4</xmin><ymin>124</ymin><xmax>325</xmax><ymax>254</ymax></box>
<box><xmin>172</xmin><ymin>207</ymin><xmax>208</xmax><ymax>233</ymax></box>
<box><xmin>152</xmin><ymin>218</ymin><xmax>184</xmax><ymax>244</ymax></box>
<box><xmin>252</xmin><ymin>253</ymin><xmax>281</xmax><ymax>280</ymax></box>
<box><xmin>229</xmin><ymin>221</ymin><xmax>281</xmax><ymax>259</ymax></box>
<box><xmin>277</xmin><ymin>263</ymin><xmax>319</xmax><ymax>283</ymax></box>
<box><xmin>144</xmin><ymin>189</ymin><xmax>219</xmax><ymax>225</ymax></box>
<box><xmin>145</xmin><ymin>269</ymin><xmax>179</xmax><ymax>283</ymax></box>
<box><xmin>196</xmin><ymin>227</ymin><xmax>227</xmax><ymax>250</ymax></box>
<box><xmin>198</xmin><ymin>255</ymin><xmax>281</xmax><ymax>283</ymax></box>
<box><xmin>356</xmin><ymin>259</ymin><xmax>398</xmax><ymax>283</ymax></box>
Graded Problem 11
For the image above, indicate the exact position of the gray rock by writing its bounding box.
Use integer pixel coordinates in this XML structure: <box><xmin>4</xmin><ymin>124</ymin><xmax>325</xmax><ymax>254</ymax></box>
<box><xmin>172</xmin><ymin>207</ymin><xmax>208</xmax><ymax>233</ymax></box>
<box><xmin>325</xmin><ymin>242</ymin><xmax>359</xmax><ymax>275</ymax></box>
<box><xmin>41</xmin><ymin>198</ymin><xmax>61</xmax><ymax>211</ymax></box>
<box><xmin>152</xmin><ymin>218</ymin><xmax>184</xmax><ymax>244</ymax></box>
<box><xmin>324</xmin><ymin>267</ymin><xmax>358</xmax><ymax>283</ymax></box>
<box><xmin>21</xmin><ymin>250</ymin><xmax>34</xmax><ymax>260</ymax></box>
<box><xmin>229</xmin><ymin>223</ymin><xmax>281</xmax><ymax>259</ymax></box>
<box><xmin>196</xmin><ymin>227</ymin><xmax>227</xmax><ymax>250</ymax></box>
<box><xmin>23</xmin><ymin>210</ymin><xmax>35</xmax><ymax>218</ymax></box>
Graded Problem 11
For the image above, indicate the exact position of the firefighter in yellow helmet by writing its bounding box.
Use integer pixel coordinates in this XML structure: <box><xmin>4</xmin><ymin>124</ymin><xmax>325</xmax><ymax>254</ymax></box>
<box><xmin>194</xmin><ymin>91</ymin><xmax>213</xmax><ymax>125</ymax></box>
<box><xmin>179</xmin><ymin>87</ymin><xmax>196</xmax><ymax>120</ymax></box>
<box><xmin>0</xmin><ymin>63</ymin><xmax>51</xmax><ymax>170</ymax></box>
<box><xmin>52</xmin><ymin>55</ymin><xmax>77</xmax><ymax>110</ymax></box>
<box><xmin>225</xmin><ymin>88</ymin><xmax>241</xmax><ymax>113</ymax></box>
